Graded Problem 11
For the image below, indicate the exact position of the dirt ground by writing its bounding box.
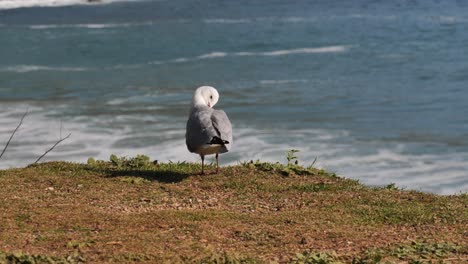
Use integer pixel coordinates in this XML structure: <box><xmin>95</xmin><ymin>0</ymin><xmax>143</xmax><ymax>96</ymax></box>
<box><xmin>0</xmin><ymin>160</ymin><xmax>466</xmax><ymax>263</ymax></box>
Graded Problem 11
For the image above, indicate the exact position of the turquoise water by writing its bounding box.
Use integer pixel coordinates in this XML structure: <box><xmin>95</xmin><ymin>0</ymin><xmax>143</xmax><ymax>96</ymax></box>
<box><xmin>1</xmin><ymin>0</ymin><xmax>467</xmax><ymax>194</ymax></box>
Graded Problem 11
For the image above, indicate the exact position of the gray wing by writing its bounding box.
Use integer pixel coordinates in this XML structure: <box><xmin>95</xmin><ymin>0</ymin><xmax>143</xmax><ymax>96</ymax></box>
<box><xmin>186</xmin><ymin>107</ymin><xmax>233</xmax><ymax>153</ymax></box>
<box><xmin>211</xmin><ymin>109</ymin><xmax>233</xmax><ymax>152</ymax></box>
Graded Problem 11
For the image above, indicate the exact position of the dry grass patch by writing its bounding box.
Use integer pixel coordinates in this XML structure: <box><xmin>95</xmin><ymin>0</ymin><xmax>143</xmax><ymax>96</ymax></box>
<box><xmin>0</xmin><ymin>157</ymin><xmax>466</xmax><ymax>263</ymax></box>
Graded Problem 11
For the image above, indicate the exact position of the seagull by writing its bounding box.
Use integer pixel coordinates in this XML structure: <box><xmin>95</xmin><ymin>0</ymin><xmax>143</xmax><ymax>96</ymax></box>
<box><xmin>186</xmin><ymin>86</ymin><xmax>233</xmax><ymax>174</ymax></box>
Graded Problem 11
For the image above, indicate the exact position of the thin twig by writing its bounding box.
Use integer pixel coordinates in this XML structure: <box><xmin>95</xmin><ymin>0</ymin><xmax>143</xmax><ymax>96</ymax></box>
<box><xmin>311</xmin><ymin>156</ymin><xmax>318</xmax><ymax>167</ymax></box>
<box><xmin>34</xmin><ymin>133</ymin><xmax>71</xmax><ymax>164</ymax></box>
<box><xmin>0</xmin><ymin>109</ymin><xmax>28</xmax><ymax>160</ymax></box>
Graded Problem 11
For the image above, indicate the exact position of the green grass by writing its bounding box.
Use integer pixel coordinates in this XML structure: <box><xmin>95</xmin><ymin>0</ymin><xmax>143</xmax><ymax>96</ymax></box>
<box><xmin>0</xmin><ymin>155</ymin><xmax>466</xmax><ymax>263</ymax></box>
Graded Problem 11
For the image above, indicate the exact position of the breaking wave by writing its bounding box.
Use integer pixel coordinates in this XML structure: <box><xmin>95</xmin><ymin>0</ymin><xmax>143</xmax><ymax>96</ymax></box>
<box><xmin>0</xmin><ymin>65</ymin><xmax>89</xmax><ymax>73</ymax></box>
<box><xmin>28</xmin><ymin>21</ymin><xmax>154</xmax><ymax>30</ymax></box>
<box><xmin>0</xmin><ymin>0</ymin><xmax>145</xmax><ymax>10</ymax></box>
<box><xmin>259</xmin><ymin>79</ymin><xmax>308</xmax><ymax>85</ymax></box>
<box><xmin>203</xmin><ymin>18</ymin><xmax>252</xmax><ymax>24</ymax></box>
<box><xmin>148</xmin><ymin>45</ymin><xmax>350</xmax><ymax>65</ymax></box>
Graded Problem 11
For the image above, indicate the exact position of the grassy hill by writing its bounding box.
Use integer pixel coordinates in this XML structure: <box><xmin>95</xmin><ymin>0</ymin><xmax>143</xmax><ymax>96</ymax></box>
<box><xmin>0</xmin><ymin>155</ymin><xmax>466</xmax><ymax>263</ymax></box>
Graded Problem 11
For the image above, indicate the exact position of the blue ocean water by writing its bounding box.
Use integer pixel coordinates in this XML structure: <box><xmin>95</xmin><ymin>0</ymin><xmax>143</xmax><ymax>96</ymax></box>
<box><xmin>0</xmin><ymin>0</ymin><xmax>467</xmax><ymax>194</ymax></box>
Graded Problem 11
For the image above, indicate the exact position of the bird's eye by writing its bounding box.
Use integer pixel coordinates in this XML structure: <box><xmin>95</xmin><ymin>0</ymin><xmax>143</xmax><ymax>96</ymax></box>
<box><xmin>210</xmin><ymin>95</ymin><xmax>213</xmax><ymax>99</ymax></box>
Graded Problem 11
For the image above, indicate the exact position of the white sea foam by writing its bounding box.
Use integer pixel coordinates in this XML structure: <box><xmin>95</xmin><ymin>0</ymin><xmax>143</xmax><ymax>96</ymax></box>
<box><xmin>0</xmin><ymin>65</ymin><xmax>89</xmax><ymax>73</ymax></box>
<box><xmin>234</xmin><ymin>52</ymin><xmax>255</xmax><ymax>56</ymax></box>
<box><xmin>0</xmin><ymin>0</ymin><xmax>144</xmax><ymax>10</ymax></box>
<box><xmin>197</xmin><ymin>52</ymin><xmax>228</xmax><ymax>59</ymax></box>
<box><xmin>262</xmin><ymin>46</ymin><xmax>347</xmax><ymax>56</ymax></box>
<box><xmin>0</xmin><ymin>0</ymin><xmax>87</xmax><ymax>10</ymax></box>
<box><xmin>203</xmin><ymin>18</ymin><xmax>252</xmax><ymax>24</ymax></box>
<box><xmin>260</xmin><ymin>79</ymin><xmax>308</xmax><ymax>85</ymax></box>
<box><xmin>213</xmin><ymin>46</ymin><xmax>348</xmax><ymax>58</ymax></box>
<box><xmin>203</xmin><ymin>17</ymin><xmax>308</xmax><ymax>24</ymax></box>
<box><xmin>172</xmin><ymin>58</ymin><xmax>189</xmax><ymax>63</ymax></box>
<box><xmin>280</xmin><ymin>17</ymin><xmax>317</xmax><ymax>23</ymax></box>
<box><xmin>317</xmin><ymin>148</ymin><xmax>468</xmax><ymax>195</ymax></box>
<box><xmin>346</xmin><ymin>14</ymin><xmax>397</xmax><ymax>20</ymax></box>
<box><xmin>29</xmin><ymin>21</ymin><xmax>153</xmax><ymax>30</ymax></box>
<box><xmin>147</xmin><ymin>45</ymin><xmax>350</xmax><ymax>66</ymax></box>
<box><xmin>201</xmin><ymin>15</ymin><xmax>398</xmax><ymax>25</ymax></box>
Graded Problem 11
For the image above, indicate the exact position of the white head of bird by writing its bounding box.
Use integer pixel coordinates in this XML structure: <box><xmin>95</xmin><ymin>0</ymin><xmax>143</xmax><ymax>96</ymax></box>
<box><xmin>192</xmin><ymin>86</ymin><xmax>219</xmax><ymax>108</ymax></box>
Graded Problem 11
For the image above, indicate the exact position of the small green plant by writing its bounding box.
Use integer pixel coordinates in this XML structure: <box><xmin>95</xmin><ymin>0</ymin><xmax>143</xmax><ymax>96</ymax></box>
<box><xmin>86</xmin><ymin>156</ymin><xmax>108</xmax><ymax>167</ymax></box>
<box><xmin>385</xmin><ymin>183</ymin><xmax>399</xmax><ymax>190</ymax></box>
<box><xmin>87</xmin><ymin>157</ymin><xmax>96</xmax><ymax>165</ymax></box>
<box><xmin>0</xmin><ymin>251</ymin><xmax>84</xmax><ymax>264</ymax></box>
<box><xmin>352</xmin><ymin>249</ymin><xmax>383</xmax><ymax>264</ymax></box>
<box><xmin>286</xmin><ymin>149</ymin><xmax>300</xmax><ymax>166</ymax></box>
<box><xmin>66</xmin><ymin>239</ymin><xmax>95</xmax><ymax>249</ymax></box>
<box><xmin>107</xmin><ymin>154</ymin><xmax>152</xmax><ymax>169</ymax></box>
<box><xmin>241</xmin><ymin>155</ymin><xmax>321</xmax><ymax>177</ymax></box>
<box><xmin>390</xmin><ymin>241</ymin><xmax>462</xmax><ymax>261</ymax></box>
<box><xmin>241</xmin><ymin>160</ymin><xmax>285</xmax><ymax>172</ymax></box>
<box><xmin>110</xmin><ymin>154</ymin><xmax>125</xmax><ymax>167</ymax></box>
<box><xmin>128</xmin><ymin>154</ymin><xmax>150</xmax><ymax>168</ymax></box>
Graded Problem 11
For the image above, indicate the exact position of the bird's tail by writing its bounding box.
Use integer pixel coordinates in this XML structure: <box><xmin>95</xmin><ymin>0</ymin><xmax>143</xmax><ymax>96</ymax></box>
<box><xmin>208</xmin><ymin>136</ymin><xmax>229</xmax><ymax>145</ymax></box>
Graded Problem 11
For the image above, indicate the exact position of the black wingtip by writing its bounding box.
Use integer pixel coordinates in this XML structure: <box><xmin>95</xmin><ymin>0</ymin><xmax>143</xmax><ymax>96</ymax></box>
<box><xmin>208</xmin><ymin>136</ymin><xmax>229</xmax><ymax>145</ymax></box>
